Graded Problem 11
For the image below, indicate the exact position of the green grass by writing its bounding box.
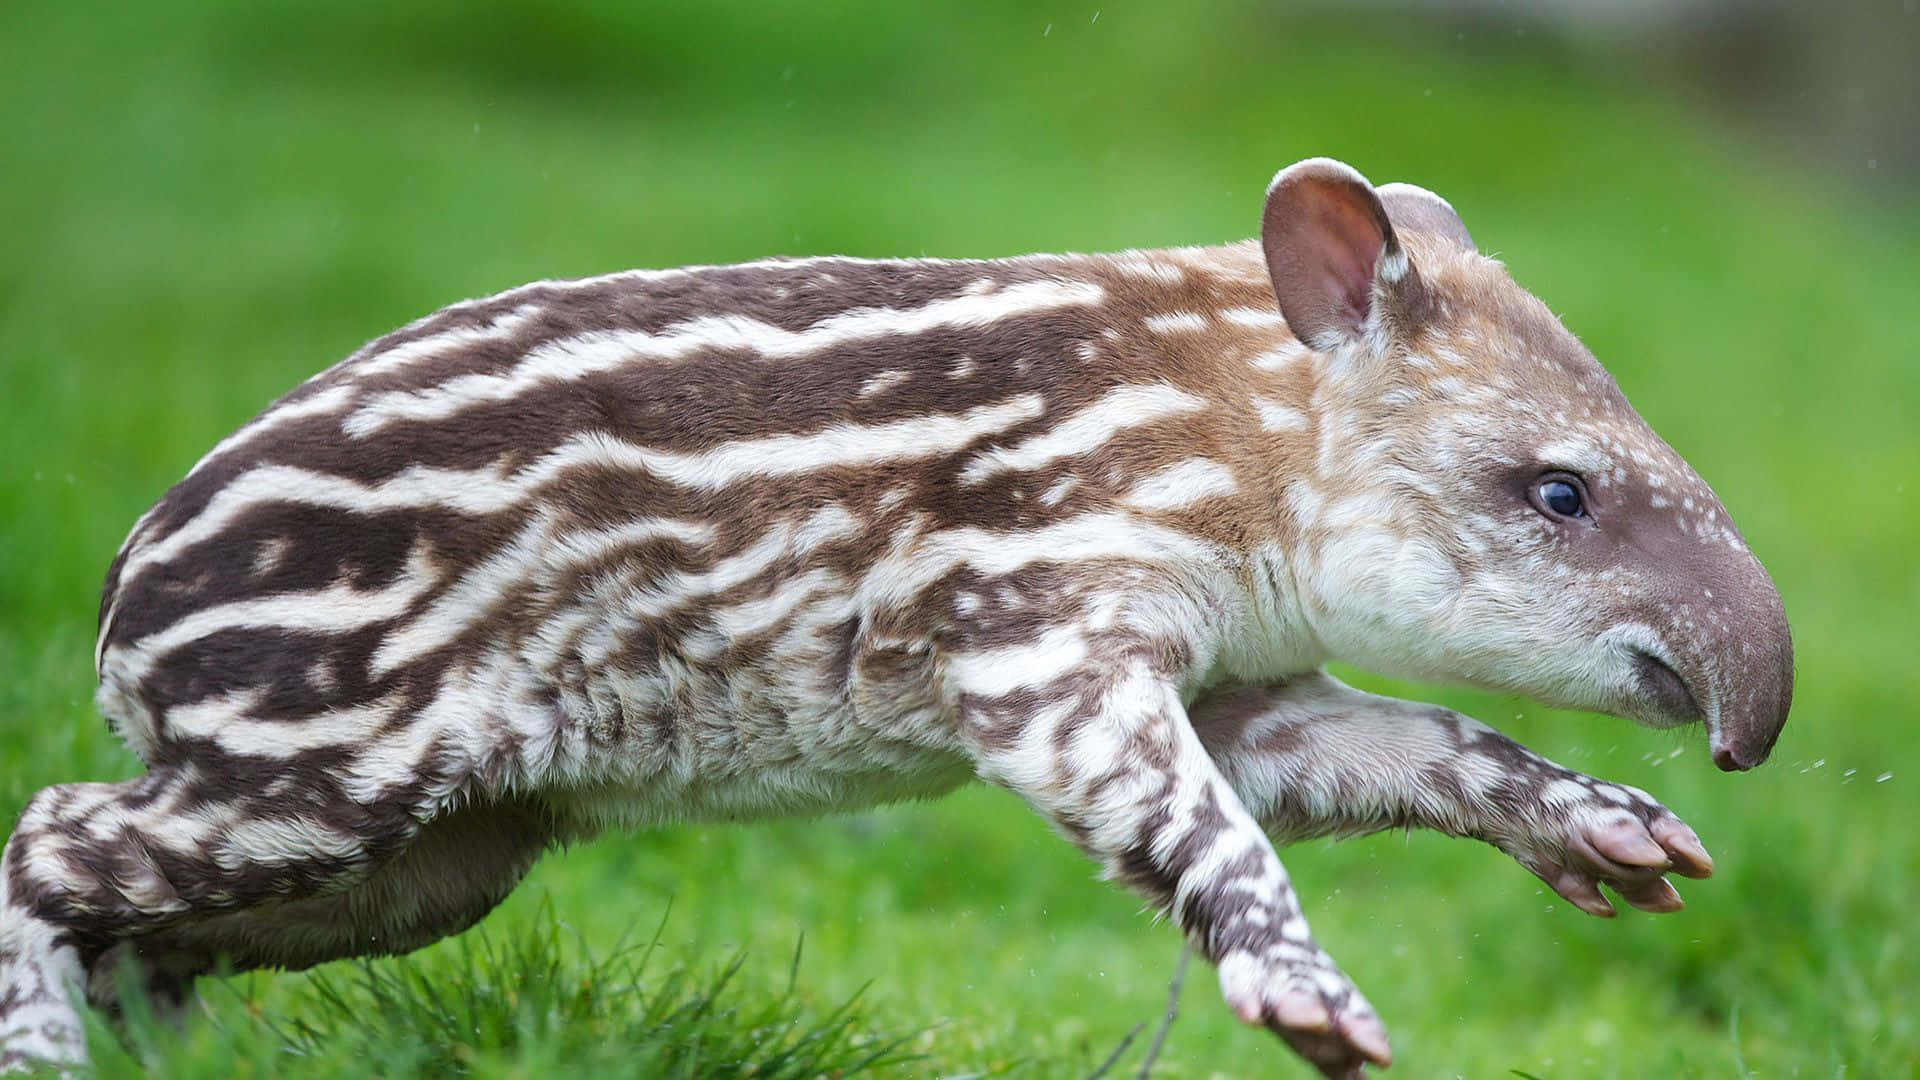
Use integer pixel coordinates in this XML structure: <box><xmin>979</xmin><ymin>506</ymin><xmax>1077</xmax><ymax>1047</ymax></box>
<box><xmin>2</xmin><ymin>2</ymin><xmax>1916</xmax><ymax>1076</ymax></box>
<box><xmin>88</xmin><ymin>903</ymin><xmax>922</xmax><ymax>1079</ymax></box>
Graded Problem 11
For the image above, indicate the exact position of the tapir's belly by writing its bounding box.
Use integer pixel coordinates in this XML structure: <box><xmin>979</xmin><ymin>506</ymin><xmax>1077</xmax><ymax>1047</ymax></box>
<box><xmin>536</xmin><ymin>623</ymin><xmax>977</xmax><ymax>830</ymax></box>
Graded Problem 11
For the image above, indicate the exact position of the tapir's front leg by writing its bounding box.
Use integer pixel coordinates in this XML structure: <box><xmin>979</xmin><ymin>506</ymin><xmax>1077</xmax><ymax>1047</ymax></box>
<box><xmin>949</xmin><ymin>622</ymin><xmax>1392</xmax><ymax>1076</ymax></box>
<box><xmin>1192</xmin><ymin>672</ymin><xmax>1715</xmax><ymax>917</ymax></box>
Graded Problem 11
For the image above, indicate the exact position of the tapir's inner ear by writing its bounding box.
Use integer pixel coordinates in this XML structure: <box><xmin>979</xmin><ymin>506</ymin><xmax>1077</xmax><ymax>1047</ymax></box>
<box><xmin>1260</xmin><ymin>158</ymin><xmax>1417</xmax><ymax>351</ymax></box>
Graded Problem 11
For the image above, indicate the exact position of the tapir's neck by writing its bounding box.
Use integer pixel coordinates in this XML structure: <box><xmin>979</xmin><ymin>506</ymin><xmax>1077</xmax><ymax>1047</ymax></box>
<box><xmin>1073</xmin><ymin>241</ymin><xmax>1335</xmax><ymax>685</ymax></box>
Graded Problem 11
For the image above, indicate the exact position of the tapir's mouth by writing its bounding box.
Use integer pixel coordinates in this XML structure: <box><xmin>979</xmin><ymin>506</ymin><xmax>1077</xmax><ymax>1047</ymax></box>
<box><xmin>1629</xmin><ymin>648</ymin><xmax>1700</xmax><ymax>726</ymax></box>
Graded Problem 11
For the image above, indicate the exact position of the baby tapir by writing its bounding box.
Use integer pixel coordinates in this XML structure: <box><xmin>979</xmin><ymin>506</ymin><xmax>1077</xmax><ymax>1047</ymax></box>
<box><xmin>0</xmin><ymin>157</ymin><xmax>1792</xmax><ymax>1077</ymax></box>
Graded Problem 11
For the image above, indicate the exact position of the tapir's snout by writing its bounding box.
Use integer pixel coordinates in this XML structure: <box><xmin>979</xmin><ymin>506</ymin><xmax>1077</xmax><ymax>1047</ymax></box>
<box><xmin>1701</xmin><ymin>553</ymin><xmax>1794</xmax><ymax>772</ymax></box>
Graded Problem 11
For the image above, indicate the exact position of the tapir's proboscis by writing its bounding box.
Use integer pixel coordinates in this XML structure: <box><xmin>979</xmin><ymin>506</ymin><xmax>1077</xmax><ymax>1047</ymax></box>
<box><xmin>0</xmin><ymin>157</ymin><xmax>1791</xmax><ymax>1077</ymax></box>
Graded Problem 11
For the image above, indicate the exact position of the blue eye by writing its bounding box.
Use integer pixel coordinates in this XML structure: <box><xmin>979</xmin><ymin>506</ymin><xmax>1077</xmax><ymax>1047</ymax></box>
<box><xmin>1537</xmin><ymin>477</ymin><xmax>1586</xmax><ymax>519</ymax></box>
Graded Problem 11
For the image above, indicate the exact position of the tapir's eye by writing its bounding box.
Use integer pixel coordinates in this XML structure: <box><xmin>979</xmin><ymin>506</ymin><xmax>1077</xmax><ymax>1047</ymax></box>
<box><xmin>1531</xmin><ymin>473</ymin><xmax>1589</xmax><ymax>520</ymax></box>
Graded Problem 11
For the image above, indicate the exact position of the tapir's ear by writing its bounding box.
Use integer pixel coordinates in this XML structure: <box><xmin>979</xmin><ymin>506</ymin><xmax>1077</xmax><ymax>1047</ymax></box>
<box><xmin>1378</xmin><ymin>182</ymin><xmax>1475</xmax><ymax>252</ymax></box>
<box><xmin>1260</xmin><ymin>158</ymin><xmax>1422</xmax><ymax>351</ymax></box>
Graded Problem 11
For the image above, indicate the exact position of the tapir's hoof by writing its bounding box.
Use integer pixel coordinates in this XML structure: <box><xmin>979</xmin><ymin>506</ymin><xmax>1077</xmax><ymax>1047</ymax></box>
<box><xmin>1505</xmin><ymin>778</ymin><xmax>1714</xmax><ymax>917</ymax></box>
<box><xmin>1219</xmin><ymin>947</ymin><xmax>1392</xmax><ymax>1076</ymax></box>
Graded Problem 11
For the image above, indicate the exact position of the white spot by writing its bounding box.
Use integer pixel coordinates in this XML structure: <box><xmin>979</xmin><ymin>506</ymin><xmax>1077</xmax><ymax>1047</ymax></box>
<box><xmin>1251</xmin><ymin>397</ymin><xmax>1309</xmax><ymax>432</ymax></box>
<box><xmin>858</xmin><ymin>369</ymin><xmax>911</xmax><ymax>397</ymax></box>
<box><xmin>1378</xmin><ymin>247</ymin><xmax>1410</xmax><ymax>284</ymax></box>
<box><xmin>251</xmin><ymin>537</ymin><xmax>291</xmax><ymax>577</ymax></box>
<box><xmin>1108</xmin><ymin>253</ymin><xmax>1185</xmax><ymax>284</ymax></box>
<box><xmin>1536</xmin><ymin>439</ymin><xmax>1614</xmax><ymax>476</ymax></box>
<box><xmin>1251</xmin><ymin>342</ymin><xmax>1311</xmax><ymax>371</ymax></box>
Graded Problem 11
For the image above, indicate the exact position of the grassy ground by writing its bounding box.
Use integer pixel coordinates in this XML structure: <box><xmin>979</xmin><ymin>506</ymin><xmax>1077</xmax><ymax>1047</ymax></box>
<box><xmin>2</xmin><ymin>2</ymin><xmax>1916</xmax><ymax>1076</ymax></box>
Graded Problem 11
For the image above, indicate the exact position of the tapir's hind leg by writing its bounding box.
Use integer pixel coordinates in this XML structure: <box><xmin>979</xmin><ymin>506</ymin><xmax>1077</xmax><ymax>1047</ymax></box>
<box><xmin>85</xmin><ymin>796</ymin><xmax>555</xmax><ymax>1024</ymax></box>
<box><xmin>0</xmin><ymin>747</ymin><xmax>535</xmax><ymax>1071</ymax></box>
<box><xmin>0</xmin><ymin>866</ymin><xmax>86</xmax><ymax>1071</ymax></box>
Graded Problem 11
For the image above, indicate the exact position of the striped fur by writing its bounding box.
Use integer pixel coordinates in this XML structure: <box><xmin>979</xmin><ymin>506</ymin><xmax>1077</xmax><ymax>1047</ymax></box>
<box><xmin>2</xmin><ymin>159</ymin><xmax>1789</xmax><ymax>1077</ymax></box>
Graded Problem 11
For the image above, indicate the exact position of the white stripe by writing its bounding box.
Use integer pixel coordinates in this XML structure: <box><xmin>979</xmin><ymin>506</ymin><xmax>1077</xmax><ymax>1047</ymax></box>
<box><xmin>371</xmin><ymin>513</ymin><xmax>716</xmax><ymax>676</ymax></box>
<box><xmin>561</xmin><ymin>394</ymin><xmax>1044</xmax><ymax>489</ymax></box>
<box><xmin>214</xmin><ymin>814</ymin><xmax>366</xmax><ymax>870</ymax></box>
<box><xmin>183</xmin><ymin>384</ymin><xmax>357</xmax><ymax>480</ymax></box>
<box><xmin>1124</xmin><ymin>458</ymin><xmax>1238</xmax><ymax>510</ymax></box>
<box><xmin>418</xmin><ymin>256</ymin><xmax>871</xmax><ymax>319</ymax></box>
<box><xmin>632</xmin><ymin>507</ymin><xmax>857</xmax><ymax>621</ymax></box>
<box><xmin>960</xmin><ymin>384</ymin><xmax>1204</xmax><ymax>484</ymax></box>
<box><xmin>347</xmin><ymin>304</ymin><xmax>543</xmax><ymax>379</ymax></box>
<box><xmin>947</xmin><ymin>624</ymin><xmax>1090</xmax><ymax>697</ymax></box>
<box><xmin>343</xmin><ymin>279</ymin><xmax>1103</xmax><ymax>436</ymax></box>
<box><xmin>1038</xmin><ymin>476</ymin><xmax>1078</xmax><ymax>507</ymax></box>
<box><xmin>690</xmin><ymin>567</ymin><xmax>848</xmax><ymax>661</ymax></box>
<box><xmin>1143</xmin><ymin>311</ymin><xmax>1209</xmax><ymax>334</ymax></box>
<box><xmin>165</xmin><ymin>689</ymin><xmax>399</xmax><ymax>759</ymax></box>
<box><xmin>576</xmin><ymin>508</ymin><xmax>858</xmax><ymax>670</ymax></box>
<box><xmin>1219</xmin><ymin>307</ymin><xmax>1285</xmax><ymax>329</ymax></box>
<box><xmin>98</xmin><ymin>505</ymin><xmax>171</xmax><ymax>674</ymax></box>
<box><xmin>114</xmin><ymin>545</ymin><xmax>439</xmax><ymax>681</ymax></box>
<box><xmin>867</xmin><ymin>512</ymin><xmax>1217</xmax><ymax>611</ymax></box>
<box><xmin>114</xmin><ymin>393</ymin><xmax>1042</xmax><ymax>594</ymax></box>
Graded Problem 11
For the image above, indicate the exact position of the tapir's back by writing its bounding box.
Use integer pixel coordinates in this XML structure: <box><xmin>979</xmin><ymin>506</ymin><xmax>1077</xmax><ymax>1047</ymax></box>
<box><xmin>90</xmin><ymin>248</ymin><xmax>1282</xmax><ymax>774</ymax></box>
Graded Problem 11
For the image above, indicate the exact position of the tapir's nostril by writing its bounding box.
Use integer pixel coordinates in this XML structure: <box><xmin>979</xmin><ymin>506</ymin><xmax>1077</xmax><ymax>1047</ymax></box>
<box><xmin>1711</xmin><ymin>746</ymin><xmax>1742</xmax><ymax>772</ymax></box>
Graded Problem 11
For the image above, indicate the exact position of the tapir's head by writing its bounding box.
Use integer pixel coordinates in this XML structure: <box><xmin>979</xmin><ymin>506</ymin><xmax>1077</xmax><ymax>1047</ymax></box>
<box><xmin>1261</xmin><ymin>158</ymin><xmax>1792</xmax><ymax>770</ymax></box>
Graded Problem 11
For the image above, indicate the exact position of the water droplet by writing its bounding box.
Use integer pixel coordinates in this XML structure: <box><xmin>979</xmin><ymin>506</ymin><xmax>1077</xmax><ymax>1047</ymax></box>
<box><xmin>1876</xmin><ymin>772</ymin><xmax>1893</xmax><ymax>783</ymax></box>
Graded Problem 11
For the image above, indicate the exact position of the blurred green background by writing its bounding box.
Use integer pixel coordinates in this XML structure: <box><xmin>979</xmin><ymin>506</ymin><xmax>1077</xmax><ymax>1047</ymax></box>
<box><xmin>2</xmin><ymin>1</ymin><xmax>1916</xmax><ymax>1076</ymax></box>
